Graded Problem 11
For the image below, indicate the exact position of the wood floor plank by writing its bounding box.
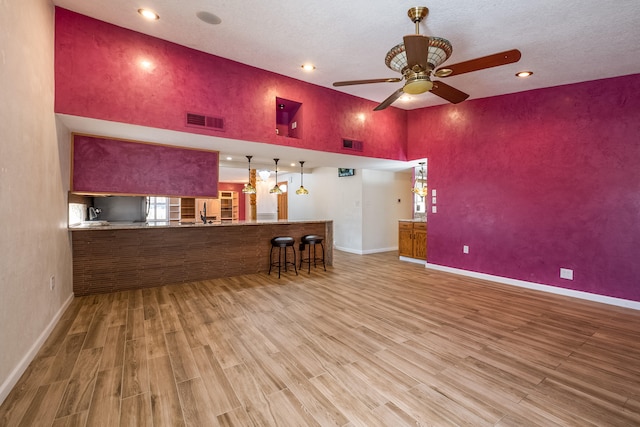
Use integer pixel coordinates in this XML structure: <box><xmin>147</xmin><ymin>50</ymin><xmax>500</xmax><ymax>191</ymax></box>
<box><xmin>17</xmin><ymin>381</ymin><xmax>67</xmax><ymax>427</ymax></box>
<box><xmin>191</xmin><ymin>345</ymin><xmax>241</xmax><ymax>416</ymax></box>
<box><xmin>43</xmin><ymin>333</ymin><xmax>87</xmax><ymax>384</ymax></box>
<box><xmin>99</xmin><ymin>325</ymin><xmax>126</xmax><ymax>370</ymax></box>
<box><xmin>122</xmin><ymin>338</ymin><xmax>149</xmax><ymax>398</ymax></box>
<box><xmin>56</xmin><ymin>347</ymin><xmax>103</xmax><ymax>418</ymax></box>
<box><xmin>85</xmin><ymin>366</ymin><xmax>123</xmax><ymax>427</ymax></box>
<box><xmin>126</xmin><ymin>307</ymin><xmax>145</xmax><ymax>341</ymax></box>
<box><xmin>148</xmin><ymin>355</ymin><xmax>185</xmax><ymax>426</ymax></box>
<box><xmin>164</xmin><ymin>331</ymin><xmax>199</xmax><ymax>383</ymax></box>
<box><xmin>3</xmin><ymin>250</ymin><xmax>640</xmax><ymax>426</ymax></box>
<box><xmin>120</xmin><ymin>392</ymin><xmax>152</xmax><ymax>427</ymax></box>
<box><xmin>176</xmin><ymin>377</ymin><xmax>220</xmax><ymax>427</ymax></box>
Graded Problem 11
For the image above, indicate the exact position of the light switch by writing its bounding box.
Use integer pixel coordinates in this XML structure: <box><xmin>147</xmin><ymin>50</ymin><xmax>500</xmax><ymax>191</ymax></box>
<box><xmin>431</xmin><ymin>205</ymin><xmax>437</xmax><ymax>213</ymax></box>
<box><xmin>432</xmin><ymin>197</ymin><xmax>437</xmax><ymax>204</ymax></box>
<box><xmin>432</xmin><ymin>189</ymin><xmax>437</xmax><ymax>196</ymax></box>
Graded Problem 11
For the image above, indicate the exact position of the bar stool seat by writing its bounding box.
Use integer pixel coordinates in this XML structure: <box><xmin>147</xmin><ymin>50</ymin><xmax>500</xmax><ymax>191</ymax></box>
<box><xmin>269</xmin><ymin>236</ymin><xmax>298</xmax><ymax>278</ymax></box>
<box><xmin>299</xmin><ymin>234</ymin><xmax>326</xmax><ymax>273</ymax></box>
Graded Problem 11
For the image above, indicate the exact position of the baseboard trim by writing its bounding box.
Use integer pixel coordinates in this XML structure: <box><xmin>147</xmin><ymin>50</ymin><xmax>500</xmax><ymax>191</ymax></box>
<box><xmin>425</xmin><ymin>263</ymin><xmax>640</xmax><ymax>311</ymax></box>
<box><xmin>335</xmin><ymin>246</ymin><xmax>397</xmax><ymax>255</ymax></box>
<box><xmin>399</xmin><ymin>256</ymin><xmax>426</xmax><ymax>265</ymax></box>
<box><xmin>0</xmin><ymin>293</ymin><xmax>74</xmax><ymax>405</ymax></box>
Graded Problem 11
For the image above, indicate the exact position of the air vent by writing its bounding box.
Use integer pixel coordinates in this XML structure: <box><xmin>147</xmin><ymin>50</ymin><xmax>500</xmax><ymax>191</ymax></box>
<box><xmin>342</xmin><ymin>139</ymin><xmax>363</xmax><ymax>152</ymax></box>
<box><xmin>185</xmin><ymin>112</ymin><xmax>225</xmax><ymax>131</ymax></box>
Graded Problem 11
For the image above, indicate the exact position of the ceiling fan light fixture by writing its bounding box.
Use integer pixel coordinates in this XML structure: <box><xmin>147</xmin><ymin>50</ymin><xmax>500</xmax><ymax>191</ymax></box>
<box><xmin>403</xmin><ymin>75</ymin><xmax>433</xmax><ymax>94</ymax></box>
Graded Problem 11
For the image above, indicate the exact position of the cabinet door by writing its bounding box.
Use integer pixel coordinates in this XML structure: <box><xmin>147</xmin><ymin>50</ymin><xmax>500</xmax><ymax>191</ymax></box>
<box><xmin>413</xmin><ymin>228</ymin><xmax>427</xmax><ymax>260</ymax></box>
<box><xmin>398</xmin><ymin>222</ymin><xmax>414</xmax><ymax>257</ymax></box>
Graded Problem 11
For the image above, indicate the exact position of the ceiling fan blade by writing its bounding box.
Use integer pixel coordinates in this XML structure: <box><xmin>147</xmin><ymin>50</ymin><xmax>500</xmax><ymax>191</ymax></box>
<box><xmin>403</xmin><ymin>34</ymin><xmax>429</xmax><ymax>71</ymax></box>
<box><xmin>430</xmin><ymin>81</ymin><xmax>469</xmax><ymax>104</ymax></box>
<box><xmin>333</xmin><ymin>78</ymin><xmax>402</xmax><ymax>87</ymax></box>
<box><xmin>435</xmin><ymin>49</ymin><xmax>521</xmax><ymax>77</ymax></box>
<box><xmin>374</xmin><ymin>88</ymin><xmax>405</xmax><ymax>111</ymax></box>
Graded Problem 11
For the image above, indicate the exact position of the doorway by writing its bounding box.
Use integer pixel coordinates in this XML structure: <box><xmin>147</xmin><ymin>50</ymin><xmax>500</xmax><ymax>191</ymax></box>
<box><xmin>277</xmin><ymin>181</ymin><xmax>288</xmax><ymax>220</ymax></box>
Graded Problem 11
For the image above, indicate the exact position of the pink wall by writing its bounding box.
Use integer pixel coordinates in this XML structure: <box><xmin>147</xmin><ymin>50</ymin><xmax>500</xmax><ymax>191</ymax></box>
<box><xmin>54</xmin><ymin>8</ymin><xmax>407</xmax><ymax>161</ymax></box>
<box><xmin>72</xmin><ymin>134</ymin><xmax>218</xmax><ymax>197</ymax></box>
<box><xmin>408</xmin><ymin>73</ymin><xmax>640</xmax><ymax>301</ymax></box>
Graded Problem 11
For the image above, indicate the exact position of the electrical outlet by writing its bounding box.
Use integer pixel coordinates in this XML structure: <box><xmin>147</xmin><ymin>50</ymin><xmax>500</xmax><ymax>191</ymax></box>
<box><xmin>560</xmin><ymin>268</ymin><xmax>573</xmax><ymax>280</ymax></box>
<box><xmin>463</xmin><ymin>245</ymin><xmax>469</xmax><ymax>254</ymax></box>
<box><xmin>49</xmin><ymin>275</ymin><xmax>55</xmax><ymax>291</ymax></box>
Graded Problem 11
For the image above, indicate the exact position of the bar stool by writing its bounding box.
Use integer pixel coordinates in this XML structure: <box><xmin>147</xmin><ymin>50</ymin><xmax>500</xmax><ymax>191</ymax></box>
<box><xmin>269</xmin><ymin>236</ymin><xmax>298</xmax><ymax>278</ymax></box>
<box><xmin>299</xmin><ymin>234</ymin><xmax>326</xmax><ymax>273</ymax></box>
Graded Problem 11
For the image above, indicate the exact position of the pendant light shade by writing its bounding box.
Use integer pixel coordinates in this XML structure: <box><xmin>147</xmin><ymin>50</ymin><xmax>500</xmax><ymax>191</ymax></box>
<box><xmin>242</xmin><ymin>155</ymin><xmax>256</xmax><ymax>194</ymax></box>
<box><xmin>412</xmin><ymin>162</ymin><xmax>428</xmax><ymax>198</ymax></box>
<box><xmin>269</xmin><ymin>158</ymin><xmax>283</xmax><ymax>194</ymax></box>
<box><xmin>296</xmin><ymin>161</ymin><xmax>309</xmax><ymax>195</ymax></box>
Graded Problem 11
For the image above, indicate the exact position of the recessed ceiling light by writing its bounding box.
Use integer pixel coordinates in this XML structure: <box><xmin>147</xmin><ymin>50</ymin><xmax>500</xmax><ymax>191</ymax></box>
<box><xmin>290</xmin><ymin>163</ymin><xmax>296</xmax><ymax>167</ymax></box>
<box><xmin>196</xmin><ymin>11</ymin><xmax>222</xmax><ymax>25</ymax></box>
<box><xmin>516</xmin><ymin>71</ymin><xmax>533</xmax><ymax>78</ymax></box>
<box><xmin>226</xmin><ymin>156</ymin><xmax>232</xmax><ymax>161</ymax></box>
<box><xmin>138</xmin><ymin>8</ymin><xmax>159</xmax><ymax>21</ymax></box>
<box><xmin>301</xmin><ymin>64</ymin><xmax>316</xmax><ymax>71</ymax></box>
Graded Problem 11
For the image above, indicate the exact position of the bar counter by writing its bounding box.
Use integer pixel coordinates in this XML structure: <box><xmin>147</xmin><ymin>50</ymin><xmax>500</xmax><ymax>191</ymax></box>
<box><xmin>70</xmin><ymin>220</ymin><xmax>333</xmax><ymax>296</ymax></box>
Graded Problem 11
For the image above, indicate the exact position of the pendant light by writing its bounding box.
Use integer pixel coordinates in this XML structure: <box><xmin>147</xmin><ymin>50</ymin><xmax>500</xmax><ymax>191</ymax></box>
<box><xmin>241</xmin><ymin>155</ymin><xmax>256</xmax><ymax>194</ymax></box>
<box><xmin>412</xmin><ymin>162</ymin><xmax>428</xmax><ymax>199</ymax></box>
<box><xmin>269</xmin><ymin>158</ymin><xmax>283</xmax><ymax>194</ymax></box>
<box><xmin>296</xmin><ymin>161</ymin><xmax>309</xmax><ymax>195</ymax></box>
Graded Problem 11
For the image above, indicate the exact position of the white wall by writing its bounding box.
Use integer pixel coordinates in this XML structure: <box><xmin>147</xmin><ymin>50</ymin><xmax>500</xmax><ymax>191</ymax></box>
<box><xmin>0</xmin><ymin>0</ymin><xmax>74</xmax><ymax>403</ymax></box>
<box><xmin>362</xmin><ymin>169</ymin><xmax>413</xmax><ymax>253</ymax></box>
<box><xmin>287</xmin><ymin>167</ymin><xmax>413</xmax><ymax>254</ymax></box>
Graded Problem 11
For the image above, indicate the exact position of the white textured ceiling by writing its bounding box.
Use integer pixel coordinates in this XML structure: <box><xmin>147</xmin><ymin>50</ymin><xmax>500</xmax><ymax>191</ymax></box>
<box><xmin>53</xmin><ymin>0</ymin><xmax>640</xmax><ymax>179</ymax></box>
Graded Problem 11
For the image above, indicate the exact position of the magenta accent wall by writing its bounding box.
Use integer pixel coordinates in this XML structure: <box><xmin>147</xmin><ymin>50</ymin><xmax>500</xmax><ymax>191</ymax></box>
<box><xmin>54</xmin><ymin>8</ymin><xmax>407</xmax><ymax>161</ymax></box>
<box><xmin>407</xmin><ymin>74</ymin><xmax>640</xmax><ymax>301</ymax></box>
<box><xmin>72</xmin><ymin>135</ymin><xmax>218</xmax><ymax>197</ymax></box>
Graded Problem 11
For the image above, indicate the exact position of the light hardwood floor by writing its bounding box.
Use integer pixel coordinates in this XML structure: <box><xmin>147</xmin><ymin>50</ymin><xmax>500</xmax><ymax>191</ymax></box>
<box><xmin>2</xmin><ymin>250</ymin><xmax>640</xmax><ymax>426</ymax></box>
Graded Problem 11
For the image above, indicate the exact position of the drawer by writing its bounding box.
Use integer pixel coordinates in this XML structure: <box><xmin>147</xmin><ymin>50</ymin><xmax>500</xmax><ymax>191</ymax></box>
<box><xmin>413</xmin><ymin>222</ymin><xmax>426</xmax><ymax>231</ymax></box>
<box><xmin>399</xmin><ymin>221</ymin><xmax>413</xmax><ymax>230</ymax></box>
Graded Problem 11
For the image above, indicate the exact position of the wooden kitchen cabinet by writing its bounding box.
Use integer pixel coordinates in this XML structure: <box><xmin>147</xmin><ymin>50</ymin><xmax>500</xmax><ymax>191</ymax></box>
<box><xmin>180</xmin><ymin>198</ymin><xmax>195</xmax><ymax>223</ymax></box>
<box><xmin>398</xmin><ymin>221</ymin><xmax>427</xmax><ymax>260</ymax></box>
<box><xmin>219</xmin><ymin>191</ymin><xmax>238</xmax><ymax>221</ymax></box>
<box><xmin>196</xmin><ymin>198</ymin><xmax>220</xmax><ymax>222</ymax></box>
<box><xmin>169</xmin><ymin>198</ymin><xmax>181</xmax><ymax>223</ymax></box>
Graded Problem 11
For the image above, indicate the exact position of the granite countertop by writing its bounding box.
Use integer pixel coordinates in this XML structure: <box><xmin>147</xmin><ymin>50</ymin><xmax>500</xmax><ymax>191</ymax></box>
<box><xmin>399</xmin><ymin>219</ymin><xmax>427</xmax><ymax>222</ymax></box>
<box><xmin>69</xmin><ymin>219</ymin><xmax>332</xmax><ymax>231</ymax></box>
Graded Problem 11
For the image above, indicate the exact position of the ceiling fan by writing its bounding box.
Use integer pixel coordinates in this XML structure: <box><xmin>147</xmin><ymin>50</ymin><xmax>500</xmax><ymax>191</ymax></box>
<box><xmin>333</xmin><ymin>6</ymin><xmax>521</xmax><ymax>111</ymax></box>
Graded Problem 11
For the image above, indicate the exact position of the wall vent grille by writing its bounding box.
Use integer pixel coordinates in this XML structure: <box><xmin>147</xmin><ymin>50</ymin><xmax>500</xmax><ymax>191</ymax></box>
<box><xmin>342</xmin><ymin>139</ymin><xmax>363</xmax><ymax>152</ymax></box>
<box><xmin>186</xmin><ymin>112</ymin><xmax>225</xmax><ymax>131</ymax></box>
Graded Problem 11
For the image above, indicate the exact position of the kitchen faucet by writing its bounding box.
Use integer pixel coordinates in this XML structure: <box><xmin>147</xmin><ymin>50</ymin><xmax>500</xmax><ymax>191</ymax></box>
<box><xmin>200</xmin><ymin>202</ymin><xmax>207</xmax><ymax>224</ymax></box>
<box><xmin>88</xmin><ymin>207</ymin><xmax>102</xmax><ymax>221</ymax></box>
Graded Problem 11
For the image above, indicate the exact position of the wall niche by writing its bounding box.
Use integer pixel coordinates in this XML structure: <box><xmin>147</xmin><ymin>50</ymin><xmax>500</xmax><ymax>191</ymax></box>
<box><xmin>276</xmin><ymin>97</ymin><xmax>302</xmax><ymax>138</ymax></box>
